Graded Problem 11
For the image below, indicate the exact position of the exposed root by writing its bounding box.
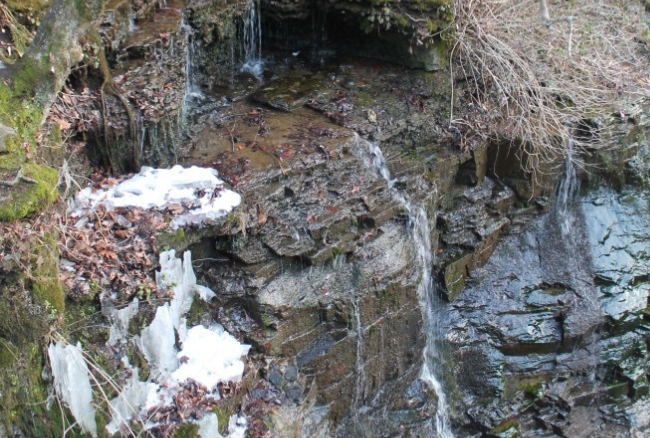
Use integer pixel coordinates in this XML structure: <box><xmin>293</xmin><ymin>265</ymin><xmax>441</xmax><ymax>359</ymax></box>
<box><xmin>90</xmin><ymin>29</ymin><xmax>139</xmax><ymax>173</ymax></box>
<box><xmin>0</xmin><ymin>166</ymin><xmax>37</xmax><ymax>187</ymax></box>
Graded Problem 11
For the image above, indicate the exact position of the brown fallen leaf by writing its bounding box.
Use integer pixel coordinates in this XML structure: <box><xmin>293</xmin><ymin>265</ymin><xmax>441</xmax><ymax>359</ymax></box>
<box><xmin>325</xmin><ymin>206</ymin><xmax>339</xmax><ymax>215</ymax></box>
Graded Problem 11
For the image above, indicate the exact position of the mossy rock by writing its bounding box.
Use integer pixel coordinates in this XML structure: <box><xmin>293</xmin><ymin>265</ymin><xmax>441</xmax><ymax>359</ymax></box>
<box><xmin>443</xmin><ymin>252</ymin><xmax>472</xmax><ymax>301</ymax></box>
<box><xmin>4</xmin><ymin>0</ymin><xmax>51</xmax><ymax>16</ymax></box>
<box><xmin>30</xmin><ymin>229</ymin><xmax>65</xmax><ymax>314</ymax></box>
<box><xmin>0</xmin><ymin>162</ymin><xmax>58</xmax><ymax>221</ymax></box>
<box><xmin>488</xmin><ymin>418</ymin><xmax>520</xmax><ymax>438</ymax></box>
<box><xmin>0</xmin><ymin>266</ymin><xmax>64</xmax><ymax>436</ymax></box>
<box><xmin>0</xmin><ymin>57</ymin><xmax>59</xmax><ymax>222</ymax></box>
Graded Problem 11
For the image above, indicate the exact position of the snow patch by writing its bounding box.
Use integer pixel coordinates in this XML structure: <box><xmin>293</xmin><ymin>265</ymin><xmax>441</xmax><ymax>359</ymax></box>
<box><xmin>127</xmin><ymin>250</ymin><xmax>249</xmax><ymax>433</ymax></box>
<box><xmin>172</xmin><ymin>325</ymin><xmax>250</xmax><ymax>389</ymax></box>
<box><xmin>71</xmin><ymin>165</ymin><xmax>241</xmax><ymax>229</ymax></box>
<box><xmin>228</xmin><ymin>414</ymin><xmax>248</xmax><ymax>438</ymax></box>
<box><xmin>196</xmin><ymin>413</ymin><xmax>223</xmax><ymax>438</ymax></box>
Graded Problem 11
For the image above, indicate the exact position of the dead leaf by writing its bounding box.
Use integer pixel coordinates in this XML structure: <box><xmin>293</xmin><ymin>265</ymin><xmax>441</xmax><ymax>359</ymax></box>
<box><xmin>325</xmin><ymin>206</ymin><xmax>339</xmax><ymax>215</ymax></box>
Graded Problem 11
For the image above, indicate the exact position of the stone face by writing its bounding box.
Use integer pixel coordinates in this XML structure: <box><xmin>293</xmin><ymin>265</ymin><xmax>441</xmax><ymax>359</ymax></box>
<box><xmin>181</xmin><ymin>57</ymin><xmax>486</xmax><ymax>435</ymax></box>
<box><xmin>449</xmin><ymin>187</ymin><xmax>650</xmax><ymax>436</ymax></box>
<box><xmin>82</xmin><ymin>4</ymin><xmax>650</xmax><ymax>434</ymax></box>
<box><xmin>444</xmin><ymin>253</ymin><xmax>472</xmax><ymax>301</ymax></box>
<box><xmin>0</xmin><ymin>124</ymin><xmax>15</xmax><ymax>154</ymax></box>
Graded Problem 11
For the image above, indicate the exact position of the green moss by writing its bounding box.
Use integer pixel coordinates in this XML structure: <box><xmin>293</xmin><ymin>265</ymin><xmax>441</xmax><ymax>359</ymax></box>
<box><xmin>0</xmin><ymin>162</ymin><xmax>58</xmax><ymax>221</ymax></box>
<box><xmin>489</xmin><ymin>418</ymin><xmax>520</xmax><ymax>437</ymax></box>
<box><xmin>503</xmin><ymin>375</ymin><xmax>547</xmax><ymax>400</ymax></box>
<box><xmin>173</xmin><ymin>423</ymin><xmax>200</xmax><ymax>438</ymax></box>
<box><xmin>0</xmin><ymin>58</ymin><xmax>59</xmax><ymax>222</ymax></box>
<box><xmin>355</xmin><ymin>91</ymin><xmax>373</xmax><ymax>108</ymax></box>
<box><xmin>154</xmin><ymin>227</ymin><xmax>215</xmax><ymax>254</ymax></box>
<box><xmin>4</xmin><ymin>0</ymin><xmax>50</xmax><ymax>15</ymax></box>
<box><xmin>212</xmin><ymin>405</ymin><xmax>234</xmax><ymax>435</ymax></box>
<box><xmin>30</xmin><ymin>230</ymin><xmax>65</xmax><ymax>314</ymax></box>
<box><xmin>357</xmin><ymin>0</ymin><xmax>454</xmax><ymax>39</ymax></box>
<box><xmin>187</xmin><ymin>294</ymin><xmax>213</xmax><ymax>326</ymax></box>
<box><xmin>125</xmin><ymin>343</ymin><xmax>150</xmax><ymax>381</ymax></box>
<box><xmin>187</xmin><ymin>0</ymin><xmax>246</xmax><ymax>45</ymax></box>
<box><xmin>444</xmin><ymin>253</ymin><xmax>472</xmax><ymax>301</ymax></box>
<box><xmin>0</xmin><ymin>63</ymin><xmax>45</xmax><ymax>149</ymax></box>
<box><xmin>0</xmin><ymin>339</ymin><xmax>18</xmax><ymax>368</ymax></box>
<box><xmin>0</xmin><ymin>275</ymin><xmax>63</xmax><ymax>436</ymax></box>
<box><xmin>260</xmin><ymin>312</ymin><xmax>277</xmax><ymax>330</ymax></box>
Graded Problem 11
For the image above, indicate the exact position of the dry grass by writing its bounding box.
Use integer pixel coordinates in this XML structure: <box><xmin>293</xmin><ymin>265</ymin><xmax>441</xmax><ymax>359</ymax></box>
<box><xmin>448</xmin><ymin>0</ymin><xmax>650</xmax><ymax>175</ymax></box>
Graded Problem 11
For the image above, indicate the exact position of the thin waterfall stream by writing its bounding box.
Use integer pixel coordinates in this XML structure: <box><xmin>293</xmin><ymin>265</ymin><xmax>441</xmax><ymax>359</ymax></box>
<box><xmin>128</xmin><ymin>0</ymin><xmax>137</xmax><ymax>32</ymax></box>
<box><xmin>179</xmin><ymin>17</ymin><xmax>203</xmax><ymax>123</ymax></box>
<box><xmin>354</xmin><ymin>134</ymin><xmax>454</xmax><ymax>437</ymax></box>
<box><xmin>555</xmin><ymin>138</ymin><xmax>580</xmax><ymax>235</ymax></box>
<box><xmin>242</xmin><ymin>0</ymin><xmax>263</xmax><ymax>77</ymax></box>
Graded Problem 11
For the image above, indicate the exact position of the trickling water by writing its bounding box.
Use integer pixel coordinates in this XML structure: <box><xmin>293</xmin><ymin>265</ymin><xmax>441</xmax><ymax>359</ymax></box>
<box><xmin>139</xmin><ymin>125</ymin><xmax>147</xmax><ymax>159</ymax></box>
<box><xmin>128</xmin><ymin>0</ymin><xmax>137</xmax><ymax>32</ymax></box>
<box><xmin>168</xmin><ymin>35</ymin><xmax>176</xmax><ymax>60</ymax></box>
<box><xmin>241</xmin><ymin>0</ymin><xmax>263</xmax><ymax>78</ymax></box>
<box><xmin>352</xmin><ymin>297</ymin><xmax>367</xmax><ymax>412</ymax></box>
<box><xmin>354</xmin><ymin>134</ymin><xmax>454</xmax><ymax>437</ymax></box>
<box><xmin>179</xmin><ymin>17</ymin><xmax>203</xmax><ymax>122</ymax></box>
<box><xmin>555</xmin><ymin>138</ymin><xmax>580</xmax><ymax>235</ymax></box>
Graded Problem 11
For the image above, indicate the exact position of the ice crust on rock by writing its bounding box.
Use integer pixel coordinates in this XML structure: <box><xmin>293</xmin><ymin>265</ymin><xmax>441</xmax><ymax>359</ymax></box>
<box><xmin>139</xmin><ymin>304</ymin><xmax>178</xmax><ymax>378</ymax></box>
<box><xmin>106</xmin><ymin>367</ymin><xmax>155</xmax><ymax>435</ymax></box>
<box><xmin>137</xmin><ymin>250</ymin><xmax>250</xmax><ymax>433</ymax></box>
<box><xmin>72</xmin><ymin>165</ymin><xmax>241</xmax><ymax>229</ymax></box>
<box><xmin>48</xmin><ymin>342</ymin><xmax>98</xmax><ymax>437</ymax></box>
<box><xmin>156</xmin><ymin>250</ymin><xmax>197</xmax><ymax>334</ymax></box>
<box><xmin>103</xmin><ymin>297</ymin><xmax>140</xmax><ymax>346</ymax></box>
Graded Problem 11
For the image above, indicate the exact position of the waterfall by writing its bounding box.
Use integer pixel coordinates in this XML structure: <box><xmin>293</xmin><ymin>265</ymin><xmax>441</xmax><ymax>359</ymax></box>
<box><xmin>179</xmin><ymin>17</ymin><xmax>203</xmax><ymax>122</ymax></box>
<box><xmin>354</xmin><ymin>134</ymin><xmax>454</xmax><ymax>437</ymax></box>
<box><xmin>555</xmin><ymin>138</ymin><xmax>580</xmax><ymax>235</ymax></box>
<box><xmin>128</xmin><ymin>0</ymin><xmax>137</xmax><ymax>32</ymax></box>
<box><xmin>241</xmin><ymin>0</ymin><xmax>263</xmax><ymax>78</ymax></box>
<box><xmin>352</xmin><ymin>297</ymin><xmax>367</xmax><ymax>416</ymax></box>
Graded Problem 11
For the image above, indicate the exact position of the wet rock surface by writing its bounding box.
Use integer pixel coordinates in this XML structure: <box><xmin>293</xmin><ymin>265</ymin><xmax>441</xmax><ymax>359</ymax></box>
<box><xmin>175</xmin><ymin>46</ymin><xmax>512</xmax><ymax>435</ymax></box>
<box><xmin>449</xmin><ymin>188</ymin><xmax>650</xmax><ymax>437</ymax></box>
<box><xmin>73</xmin><ymin>2</ymin><xmax>650</xmax><ymax>436</ymax></box>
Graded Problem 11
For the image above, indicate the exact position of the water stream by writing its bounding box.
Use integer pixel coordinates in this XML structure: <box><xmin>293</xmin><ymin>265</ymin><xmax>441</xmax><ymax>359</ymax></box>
<box><xmin>555</xmin><ymin>138</ymin><xmax>580</xmax><ymax>235</ymax></box>
<box><xmin>128</xmin><ymin>0</ymin><xmax>137</xmax><ymax>32</ymax></box>
<box><xmin>352</xmin><ymin>295</ymin><xmax>368</xmax><ymax>419</ymax></box>
<box><xmin>241</xmin><ymin>0</ymin><xmax>263</xmax><ymax>77</ymax></box>
<box><xmin>179</xmin><ymin>17</ymin><xmax>203</xmax><ymax>122</ymax></box>
<box><xmin>354</xmin><ymin>134</ymin><xmax>454</xmax><ymax>437</ymax></box>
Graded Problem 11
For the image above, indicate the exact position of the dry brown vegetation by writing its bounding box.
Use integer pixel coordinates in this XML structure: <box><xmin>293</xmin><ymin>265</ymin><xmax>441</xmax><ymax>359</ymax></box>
<box><xmin>449</xmin><ymin>0</ymin><xmax>650</xmax><ymax>173</ymax></box>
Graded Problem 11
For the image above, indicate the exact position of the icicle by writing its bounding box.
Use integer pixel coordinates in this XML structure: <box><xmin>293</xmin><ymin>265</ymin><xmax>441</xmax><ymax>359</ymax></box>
<box><xmin>48</xmin><ymin>342</ymin><xmax>98</xmax><ymax>437</ymax></box>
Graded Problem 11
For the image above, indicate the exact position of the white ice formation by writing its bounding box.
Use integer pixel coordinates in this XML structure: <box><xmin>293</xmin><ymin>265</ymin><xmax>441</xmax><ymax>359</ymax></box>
<box><xmin>50</xmin><ymin>250</ymin><xmax>250</xmax><ymax>437</ymax></box>
<box><xmin>71</xmin><ymin>165</ymin><xmax>241</xmax><ymax>229</ymax></box>
<box><xmin>47</xmin><ymin>342</ymin><xmax>98</xmax><ymax>437</ymax></box>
